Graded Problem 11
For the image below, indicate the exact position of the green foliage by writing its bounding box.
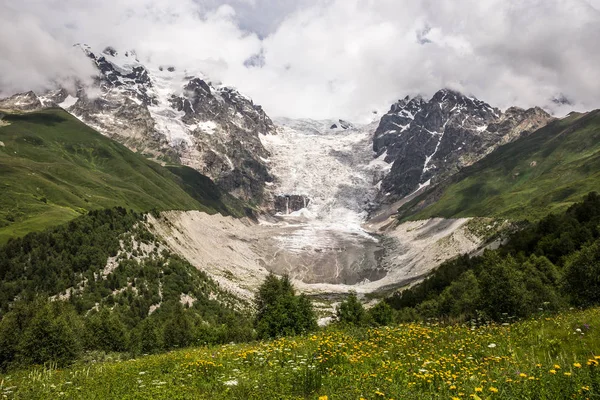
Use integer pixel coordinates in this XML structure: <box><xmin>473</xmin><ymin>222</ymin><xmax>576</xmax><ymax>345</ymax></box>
<box><xmin>0</xmin><ymin>108</ymin><xmax>245</xmax><ymax>242</ymax></box>
<box><xmin>0</xmin><ymin>299</ymin><xmax>81</xmax><ymax>369</ymax></box>
<box><xmin>162</xmin><ymin>303</ymin><xmax>194</xmax><ymax>349</ymax></box>
<box><xmin>254</xmin><ymin>274</ymin><xmax>317</xmax><ymax>339</ymax></box>
<box><xmin>564</xmin><ymin>241</ymin><xmax>600</xmax><ymax>307</ymax></box>
<box><xmin>388</xmin><ymin>192</ymin><xmax>600</xmax><ymax>322</ymax></box>
<box><xmin>399</xmin><ymin>110</ymin><xmax>600</xmax><ymax>221</ymax></box>
<box><xmin>336</xmin><ymin>292</ymin><xmax>367</xmax><ymax>326</ymax></box>
<box><xmin>367</xmin><ymin>300</ymin><xmax>395</xmax><ymax>326</ymax></box>
<box><xmin>85</xmin><ymin>309</ymin><xmax>129</xmax><ymax>353</ymax></box>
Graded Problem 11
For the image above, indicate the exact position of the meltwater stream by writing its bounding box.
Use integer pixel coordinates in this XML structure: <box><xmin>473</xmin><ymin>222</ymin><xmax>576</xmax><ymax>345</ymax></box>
<box><xmin>259</xmin><ymin>118</ymin><xmax>392</xmax><ymax>285</ymax></box>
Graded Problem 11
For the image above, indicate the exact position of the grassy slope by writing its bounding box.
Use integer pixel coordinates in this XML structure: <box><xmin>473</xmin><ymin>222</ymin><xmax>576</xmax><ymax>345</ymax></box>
<box><xmin>2</xmin><ymin>308</ymin><xmax>599</xmax><ymax>399</ymax></box>
<box><xmin>0</xmin><ymin>108</ymin><xmax>244</xmax><ymax>242</ymax></box>
<box><xmin>403</xmin><ymin>110</ymin><xmax>600</xmax><ymax>221</ymax></box>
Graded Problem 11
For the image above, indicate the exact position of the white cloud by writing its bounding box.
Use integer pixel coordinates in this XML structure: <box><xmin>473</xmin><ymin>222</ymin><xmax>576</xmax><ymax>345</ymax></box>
<box><xmin>1</xmin><ymin>0</ymin><xmax>599</xmax><ymax>120</ymax></box>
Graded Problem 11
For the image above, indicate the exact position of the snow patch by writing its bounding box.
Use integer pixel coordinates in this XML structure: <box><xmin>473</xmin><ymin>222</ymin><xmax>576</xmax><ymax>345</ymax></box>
<box><xmin>58</xmin><ymin>95</ymin><xmax>78</xmax><ymax>109</ymax></box>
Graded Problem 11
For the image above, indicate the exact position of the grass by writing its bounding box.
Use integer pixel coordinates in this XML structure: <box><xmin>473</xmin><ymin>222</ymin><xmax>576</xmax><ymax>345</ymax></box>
<box><xmin>2</xmin><ymin>308</ymin><xmax>599</xmax><ymax>399</ymax></box>
<box><xmin>401</xmin><ymin>110</ymin><xmax>600</xmax><ymax>221</ymax></box>
<box><xmin>0</xmin><ymin>108</ymin><xmax>245</xmax><ymax>243</ymax></box>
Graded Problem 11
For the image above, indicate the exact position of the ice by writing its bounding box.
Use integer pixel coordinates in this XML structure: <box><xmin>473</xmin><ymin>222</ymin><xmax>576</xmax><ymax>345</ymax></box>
<box><xmin>261</xmin><ymin>118</ymin><xmax>387</xmax><ymax>252</ymax></box>
<box><xmin>194</xmin><ymin>120</ymin><xmax>217</xmax><ymax>135</ymax></box>
<box><xmin>58</xmin><ymin>95</ymin><xmax>78</xmax><ymax>109</ymax></box>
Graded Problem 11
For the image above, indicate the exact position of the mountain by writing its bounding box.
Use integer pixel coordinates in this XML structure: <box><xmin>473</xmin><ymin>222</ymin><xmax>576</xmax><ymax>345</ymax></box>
<box><xmin>39</xmin><ymin>45</ymin><xmax>276</xmax><ymax>202</ymax></box>
<box><xmin>0</xmin><ymin>107</ymin><xmax>246</xmax><ymax>243</ymax></box>
<box><xmin>396</xmin><ymin>110</ymin><xmax>600</xmax><ymax>221</ymax></box>
<box><xmin>373</xmin><ymin>89</ymin><xmax>553</xmax><ymax>201</ymax></box>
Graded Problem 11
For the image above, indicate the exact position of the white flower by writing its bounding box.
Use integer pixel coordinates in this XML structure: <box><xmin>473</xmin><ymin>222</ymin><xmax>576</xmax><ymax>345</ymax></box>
<box><xmin>488</xmin><ymin>343</ymin><xmax>497</xmax><ymax>348</ymax></box>
<box><xmin>224</xmin><ymin>379</ymin><xmax>238</xmax><ymax>387</ymax></box>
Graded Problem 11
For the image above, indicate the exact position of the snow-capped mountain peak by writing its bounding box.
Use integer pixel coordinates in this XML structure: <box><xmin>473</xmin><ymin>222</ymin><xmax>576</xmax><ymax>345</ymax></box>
<box><xmin>373</xmin><ymin>89</ymin><xmax>553</xmax><ymax>200</ymax></box>
<box><xmin>39</xmin><ymin>45</ymin><xmax>276</xmax><ymax>201</ymax></box>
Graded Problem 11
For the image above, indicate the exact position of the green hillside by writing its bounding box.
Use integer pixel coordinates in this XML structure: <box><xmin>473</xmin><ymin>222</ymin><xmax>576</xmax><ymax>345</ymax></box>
<box><xmin>0</xmin><ymin>108</ymin><xmax>245</xmax><ymax>242</ymax></box>
<box><xmin>400</xmin><ymin>110</ymin><xmax>600</xmax><ymax>221</ymax></box>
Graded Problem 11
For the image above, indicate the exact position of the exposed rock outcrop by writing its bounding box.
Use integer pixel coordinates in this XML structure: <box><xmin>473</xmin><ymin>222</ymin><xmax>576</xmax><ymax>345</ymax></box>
<box><xmin>373</xmin><ymin>89</ymin><xmax>553</xmax><ymax>201</ymax></box>
<box><xmin>41</xmin><ymin>45</ymin><xmax>276</xmax><ymax>201</ymax></box>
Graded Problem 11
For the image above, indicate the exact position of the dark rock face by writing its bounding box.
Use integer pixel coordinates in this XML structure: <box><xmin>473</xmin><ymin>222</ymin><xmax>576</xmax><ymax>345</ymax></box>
<box><xmin>46</xmin><ymin>44</ymin><xmax>276</xmax><ymax>202</ymax></box>
<box><xmin>374</xmin><ymin>89</ymin><xmax>553</xmax><ymax>201</ymax></box>
<box><xmin>329</xmin><ymin>119</ymin><xmax>354</xmax><ymax>130</ymax></box>
<box><xmin>273</xmin><ymin>195</ymin><xmax>310</xmax><ymax>214</ymax></box>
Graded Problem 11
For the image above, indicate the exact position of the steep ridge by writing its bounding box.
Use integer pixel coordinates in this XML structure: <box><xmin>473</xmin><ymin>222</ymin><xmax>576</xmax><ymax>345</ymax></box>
<box><xmin>0</xmin><ymin>108</ymin><xmax>245</xmax><ymax>243</ymax></box>
<box><xmin>397</xmin><ymin>110</ymin><xmax>600</xmax><ymax>221</ymax></box>
<box><xmin>38</xmin><ymin>45</ymin><xmax>276</xmax><ymax>201</ymax></box>
<box><xmin>374</xmin><ymin>89</ymin><xmax>553</xmax><ymax>201</ymax></box>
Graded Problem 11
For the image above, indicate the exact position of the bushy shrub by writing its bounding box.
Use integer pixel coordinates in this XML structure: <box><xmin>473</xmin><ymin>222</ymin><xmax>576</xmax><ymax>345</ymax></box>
<box><xmin>254</xmin><ymin>274</ymin><xmax>317</xmax><ymax>339</ymax></box>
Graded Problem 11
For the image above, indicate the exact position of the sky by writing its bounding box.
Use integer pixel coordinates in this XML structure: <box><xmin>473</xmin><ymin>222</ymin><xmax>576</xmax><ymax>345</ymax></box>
<box><xmin>1</xmin><ymin>0</ymin><xmax>600</xmax><ymax>120</ymax></box>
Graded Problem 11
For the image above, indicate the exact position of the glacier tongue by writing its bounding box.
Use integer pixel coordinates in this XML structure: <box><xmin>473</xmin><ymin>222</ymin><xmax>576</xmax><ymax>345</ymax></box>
<box><xmin>257</xmin><ymin>118</ymin><xmax>390</xmax><ymax>284</ymax></box>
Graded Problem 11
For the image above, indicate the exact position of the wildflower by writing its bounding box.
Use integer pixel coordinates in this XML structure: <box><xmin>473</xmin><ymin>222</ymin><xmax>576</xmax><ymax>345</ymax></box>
<box><xmin>553</xmin><ymin>364</ymin><xmax>560</xmax><ymax>370</ymax></box>
<box><xmin>487</xmin><ymin>343</ymin><xmax>496</xmax><ymax>348</ymax></box>
<box><xmin>564</xmin><ymin>372</ymin><xmax>571</xmax><ymax>377</ymax></box>
<box><xmin>549</xmin><ymin>369</ymin><xmax>557</xmax><ymax>374</ymax></box>
<box><xmin>318</xmin><ymin>396</ymin><xmax>328</xmax><ymax>400</ymax></box>
<box><xmin>489</xmin><ymin>387</ymin><xmax>498</xmax><ymax>393</ymax></box>
<box><xmin>573</xmin><ymin>362</ymin><xmax>582</xmax><ymax>368</ymax></box>
<box><xmin>519</xmin><ymin>373</ymin><xmax>527</xmax><ymax>378</ymax></box>
<box><xmin>475</xmin><ymin>387</ymin><xmax>483</xmax><ymax>392</ymax></box>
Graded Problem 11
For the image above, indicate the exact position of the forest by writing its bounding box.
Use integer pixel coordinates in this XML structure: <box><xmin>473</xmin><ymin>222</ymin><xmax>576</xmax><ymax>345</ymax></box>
<box><xmin>387</xmin><ymin>191</ymin><xmax>600</xmax><ymax>321</ymax></box>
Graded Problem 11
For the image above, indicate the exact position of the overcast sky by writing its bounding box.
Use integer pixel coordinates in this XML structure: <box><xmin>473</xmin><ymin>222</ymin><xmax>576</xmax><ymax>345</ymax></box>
<box><xmin>1</xmin><ymin>0</ymin><xmax>600</xmax><ymax>120</ymax></box>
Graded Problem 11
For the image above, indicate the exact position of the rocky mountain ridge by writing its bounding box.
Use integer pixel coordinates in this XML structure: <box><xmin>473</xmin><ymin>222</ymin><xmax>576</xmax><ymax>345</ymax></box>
<box><xmin>373</xmin><ymin>89</ymin><xmax>554</xmax><ymax>201</ymax></box>
<box><xmin>23</xmin><ymin>45</ymin><xmax>276</xmax><ymax>201</ymax></box>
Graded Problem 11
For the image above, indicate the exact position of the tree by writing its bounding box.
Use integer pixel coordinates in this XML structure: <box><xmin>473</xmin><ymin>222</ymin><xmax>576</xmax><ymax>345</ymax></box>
<box><xmin>368</xmin><ymin>301</ymin><xmax>394</xmax><ymax>326</ymax></box>
<box><xmin>163</xmin><ymin>303</ymin><xmax>194</xmax><ymax>348</ymax></box>
<box><xmin>17</xmin><ymin>301</ymin><xmax>81</xmax><ymax>367</ymax></box>
<box><xmin>438</xmin><ymin>270</ymin><xmax>481</xmax><ymax>319</ymax></box>
<box><xmin>85</xmin><ymin>308</ymin><xmax>129</xmax><ymax>352</ymax></box>
<box><xmin>254</xmin><ymin>274</ymin><xmax>317</xmax><ymax>339</ymax></box>
<box><xmin>563</xmin><ymin>240</ymin><xmax>600</xmax><ymax>306</ymax></box>
<box><xmin>336</xmin><ymin>292</ymin><xmax>366</xmax><ymax>326</ymax></box>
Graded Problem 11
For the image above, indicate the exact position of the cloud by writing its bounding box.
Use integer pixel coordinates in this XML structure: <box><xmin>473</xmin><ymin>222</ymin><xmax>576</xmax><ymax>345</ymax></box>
<box><xmin>1</xmin><ymin>0</ymin><xmax>599</xmax><ymax>120</ymax></box>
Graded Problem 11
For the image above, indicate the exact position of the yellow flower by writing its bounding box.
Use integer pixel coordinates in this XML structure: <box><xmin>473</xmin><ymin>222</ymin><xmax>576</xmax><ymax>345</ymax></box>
<box><xmin>475</xmin><ymin>387</ymin><xmax>483</xmax><ymax>392</ymax></box>
<box><xmin>489</xmin><ymin>387</ymin><xmax>498</xmax><ymax>393</ymax></box>
<box><xmin>549</xmin><ymin>369</ymin><xmax>557</xmax><ymax>374</ymax></box>
<box><xmin>564</xmin><ymin>372</ymin><xmax>572</xmax><ymax>377</ymax></box>
<box><xmin>553</xmin><ymin>364</ymin><xmax>560</xmax><ymax>369</ymax></box>
<box><xmin>573</xmin><ymin>362</ymin><xmax>582</xmax><ymax>368</ymax></box>
<box><xmin>318</xmin><ymin>396</ymin><xmax>328</xmax><ymax>400</ymax></box>
<box><xmin>519</xmin><ymin>373</ymin><xmax>527</xmax><ymax>378</ymax></box>
<box><xmin>450</xmin><ymin>385</ymin><xmax>457</xmax><ymax>390</ymax></box>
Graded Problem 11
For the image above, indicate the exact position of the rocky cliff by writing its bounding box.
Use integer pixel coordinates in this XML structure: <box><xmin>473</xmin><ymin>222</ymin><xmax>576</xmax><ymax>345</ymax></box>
<box><xmin>373</xmin><ymin>89</ymin><xmax>553</xmax><ymax>201</ymax></box>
